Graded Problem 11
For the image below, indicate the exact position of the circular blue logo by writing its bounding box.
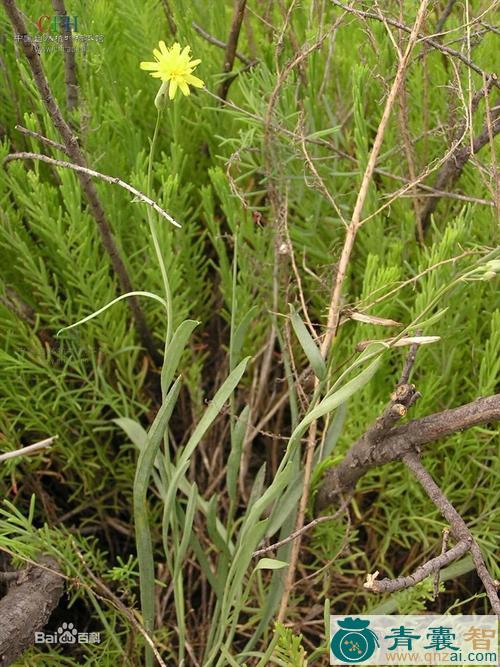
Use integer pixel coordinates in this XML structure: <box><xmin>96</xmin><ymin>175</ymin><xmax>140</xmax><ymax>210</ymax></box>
<box><xmin>330</xmin><ymin>618</ymin><xmax>379</xmax><ymax>663</ymax></box>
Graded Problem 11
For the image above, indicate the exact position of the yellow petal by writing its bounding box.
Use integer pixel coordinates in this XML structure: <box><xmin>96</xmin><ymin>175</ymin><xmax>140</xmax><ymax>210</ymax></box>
<box><xmin>169</xmin><ymin>79</ymin><xmax>178</xmax><ymax>99</ymax></box>
<box><xmin>171</xmin><ymin>42</ymin><xmax>181</xmax><ymax>56</ymax></box>
<box><xmin>140</xmin><ymin>61</ymin><xmax>159</xmax><ymax>70</ymax></box>
<box><xmin>159</xmin><ymin>40</ymin><xmax>168</xmax><ymax>56</ymax></box>
<box><xmin>185</xmin><ymin>74</ymin><xmax>204</xmax><ymax>88</ymax></box>
<box><xmin>153</xmin><ymin>48</ymin><xmax>162</xmax><ymax>60</ymax></box>
<box><xmin>179</xmin><ymin>80</ymin><xmax>190</xmax><ymax>96</ymax></box>
<box><xmin>188</xmin><ymin>59</ymin><xmax>201</xmax><ymax>67</ymax></box>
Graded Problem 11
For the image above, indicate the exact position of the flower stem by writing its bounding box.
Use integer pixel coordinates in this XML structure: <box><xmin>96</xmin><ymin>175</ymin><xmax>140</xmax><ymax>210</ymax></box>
<box><xmin>147</xmin><ymin>110</ymin><xmax>173</xmax><ymax>354</ymax></box>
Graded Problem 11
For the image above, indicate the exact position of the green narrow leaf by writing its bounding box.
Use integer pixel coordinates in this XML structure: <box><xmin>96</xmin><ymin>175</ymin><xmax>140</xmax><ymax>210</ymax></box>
<box><xmin>266</xmin><ymin>474</ymin><xmax>304</xmax><ymax>538</ymax></box>
<box><xmin>162</xmin><ymin>358</ymin><xmax>250</xmax><ymax>535</ymax></box>
<box><xmin>247</xmin><ymin>463</ymin><xmax>266</xmax><ymax>510</ymax></box>
<box><xmin>206</xmin><ymin>494</ymin><xmax>230</xmax><ymax>556</ymax></box>
<box><xmin>56</xmin><ymin>291</ymin><xmax>168</xmax><ymax>336</ymax></box>
<box><xmin>133</xmin><ymin>377</ymin><xmax>181</xmax><ymax>658</ymax></box>
<box><xmin>306</xmin><ymin>125</ymin><xmax>341</xmax><ymax>139</ymax></box>
<box><xmin>314</xmin><ymin>400</ymin><xmax>348</xmax><ymax>464</ymax></box>
<box><xmin>219</xmin><ymin>645</ymin><xmax>241</xmax><ymax>667</ymax></box>
<box><xmin>289</xmin><ymin>304</ymin><xmax>326</xmax><ymax>380</ymax></box>
<box><xmin>227</xmin><ymin>405</ymin><xmax>249</xmax><ymax>506</ymax></box>
<box><xmin>254</xmin><ymin>558</ymin><xmax>288</xmax><ymax>571</ymax></box>
<box><xmin>161</xmin><ymin>319</ymin><xmax>199</xmax><ymax>396</ymax></box>
<box><xmin>28</xmin><ymin>494</ymin><xmax>36</xmax><ymax>526</ymax></box>
<box><xmin>296</xmin><ymin>355</ymin><xmax>383</xmax><ymax>434</ymax></box>
<box><xmin>189</xmin><ymin>531</ymin><xmax>220</xmax><ymax>594</ymax></box>
<box><xmin>231</xmin><ymin>306</ymin><xmax>259</xmax><ymax>370</ymax></box>
<box><xmin>173</xmin><ymin>482</ymin><xmax>198</xmax><ymax>579</ymax></box>
<box><xmin>114</xmin><ymin>417</ymin><xmax>148</xmax><ymax>450</ymax></box>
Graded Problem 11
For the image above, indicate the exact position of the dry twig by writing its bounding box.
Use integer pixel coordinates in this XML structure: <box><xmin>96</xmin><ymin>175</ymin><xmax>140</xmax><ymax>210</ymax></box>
<box><xmin>321</xmin><ymin>0</ymin><xmax>430</xmax><ymax>353</ymax></box>
<box><xmin>330</xmin><ymin>0</ymin><xmax>499</xmax><ymax>85</ymax></box>
<box><xmin>364</xmin><ymin>539</ymin><xmax>470</xmax><ymax>593</ymax></box>
<box><xmin>192</xmin><ymin>22</ymin><xmax>253</xmax><ymax>65</ymax></box>
<box><xmin>161</xmin><ymin>0</ymin><xmax>177</xmax><ymax>36</ymax></box>
<box><xmin>404</xmin><ymin>453</ymin><xmax>500</xmax><ymax>616</ymax></box>
<box><xmin>434</xmin><ymin>528</ymin><xmax>450</xmax><ymax>598</ymax></box>
<box><xmin>435</xmin><ymin>0</ymin><xmax>459</xmax><ymax>35</ymax></box>
<box><xmin>0</xmin><ymin>436</ymin><xmax>56</xmax><ymax>463</ymax></box>
<box><xmin>4</xmin><ymin>151</ymin><xmax>181</xmax><ymax>227</ymax></box>
<box><xmin>15</xmin><ymin>124</ymin><xmax>68</xmax><ymax>155</ymax></box>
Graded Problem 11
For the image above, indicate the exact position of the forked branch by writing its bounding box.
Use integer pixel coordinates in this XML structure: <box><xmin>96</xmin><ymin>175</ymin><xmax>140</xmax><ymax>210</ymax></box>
<box><xmin>403</xmin><ymin>453</ymin><xmax>500</xmax><ymax>616</ymax></box>
<box><xmin>317</xmin><ymin>393</ymin><xmax>500</xmax><ymax>508</ymax></box>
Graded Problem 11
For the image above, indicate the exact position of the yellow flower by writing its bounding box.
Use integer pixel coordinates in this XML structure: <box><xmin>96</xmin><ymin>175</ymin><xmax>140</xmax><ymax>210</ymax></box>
<box><xmin>140</xmin><ymin>41</ymin><xmax>204</xmax><ymax>100</ymax></box>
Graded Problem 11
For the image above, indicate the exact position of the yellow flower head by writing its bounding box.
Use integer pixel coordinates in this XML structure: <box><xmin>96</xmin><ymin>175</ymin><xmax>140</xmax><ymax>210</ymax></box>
<box><xmin>140</xmin><ymin>41</ymin><xmax>204</xmax><ymax>100</ymax></box>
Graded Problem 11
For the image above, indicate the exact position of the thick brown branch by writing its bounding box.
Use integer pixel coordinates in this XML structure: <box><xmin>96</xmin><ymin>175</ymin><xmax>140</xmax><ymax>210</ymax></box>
<box><xmin>1</xmin><ymin>0</ymin><xmax>161</xmax><ymax>364</ymax></box>
<box><xmin>317</xmin><ymin>393</ymin><xmax>500</xmax><ymax>508</ymax></box>
<box><xmin>404</xmin><ymin>453</ymin><xmax>500</xmax><ymax>616</ymax></box>
<box><xmin>364</xmin><ymin>539</ymin><xmax>470</xmax><ymax>593</ymax></box>
<box><xmin>218</xmin><ymin>0</ymin><xmax>248</xmax><ymax>101</ymax></box>
<box><xmin>0</xmin><ymin>555</ymin><xmax>64</xmax><ymax>665</ymax></box>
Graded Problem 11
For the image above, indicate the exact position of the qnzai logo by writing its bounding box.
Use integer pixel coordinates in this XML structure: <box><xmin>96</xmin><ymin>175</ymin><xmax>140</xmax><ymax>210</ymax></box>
<box><xmin>331</xmin><ymin>618</ymin><xmax>379</xmax><ymax>663</ymax></box>
<box><xmin>35</xmin><ymin>622</ymin><xmax>101</xmax><ymax>645</ymax></box>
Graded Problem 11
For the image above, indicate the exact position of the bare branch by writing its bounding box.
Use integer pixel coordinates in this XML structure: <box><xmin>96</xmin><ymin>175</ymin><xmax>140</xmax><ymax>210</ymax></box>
<box><xmin>420</xmin><ymin>98</ymin><xmax>500</xmax><ymax>232</ymax></box>
<box><xmin>434</xmin><ymin>528</ymin><xmax>450</xmax><ymax>598</ymax></box>
<box><xmin>160</xmin><ymin>0</ymin><xmax>177</xmax><ymax>36</ymax></box>
<box><xmin>15</xmin><ymin>124</ymin><xmax>68</xmax><ymax>155</ymax></box>
<box><xmin>4</xmin><ymin>151</ymin><xmax>181</xmax><ymax>227</ymax></box>
<box><xmin>435</xmin><ymin>0</ymin><xmax>459</xmax><ymax>35</ymax></box>
<box><xmin>317</xmin><ymin>393</ymin><xmax>500</xmax><ymax>508</ymax></box>
<box><xmin>218</xmin><ymin>0</ymin><xmax>248</xmax><ymax>101</ymax></box>
<box><xmin>329</xmin><ymin>0</ymin><xmax>499</xmax><ymax>85</ymax></box>
<box><xmin>0</xmin><ymin>436</ymin><xmax>56</xmax><ymax>463</ymax></box>
<box><xmin>51</xmin><ymin>0</ymin><xmax>78</xmax><ymax>111</ymax></box>
<box><xmin>404</xmin><ymin>453</ymin><xmax>500</xmax><ymax>616</ymax></box>
<box><xmin>253</xmin><ymin>497</ymin><xmax>351</xmax><ymax>557</ymax></box>
<box><xmin>320</xmin><ymin>0</ymin><xmax>430</xmax><ymax>355</ymax></box>
<box><xmin>398</xmin><ymin>337</ymin><xmax>420</xmax><ymax>385</ymax></box>
<box><xmin>192</xmin><ymin>21</ymin><xmax>253</xmax><ymax>65</ymax></box>
<box><xmin>364</xmin><ymin>539</ymin><xmax>470</xmax><ymax>593</ymax></box>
